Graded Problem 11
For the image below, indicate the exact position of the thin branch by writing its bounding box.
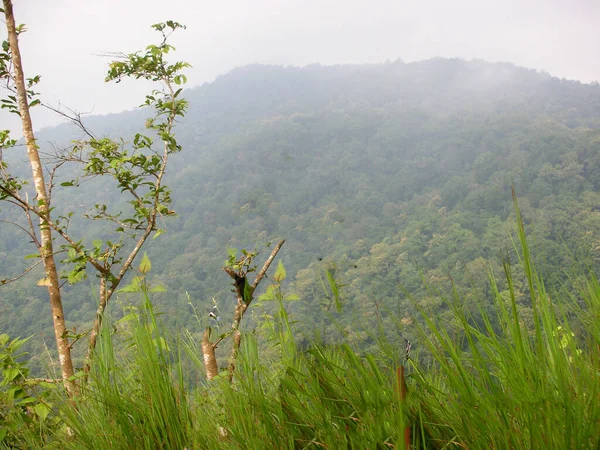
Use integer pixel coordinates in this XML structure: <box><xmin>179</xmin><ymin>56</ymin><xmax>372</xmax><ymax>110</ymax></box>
<box><xmin>41</xmin><ymin>101</ymin><xmax>97</xmax><ymax>140</ymax></box>
<box><xmin>68</xmin><ymin>331</ymin><xmax>89</xmax><ymax>350</ymax></box>
<box><xmin>0</xmin><ymin>258</ymin><xmax>43</xmax><ymax>286</ymax></box>
<box><xmin>23</xmin><ymin>193</ymin><xmax>41</xmax><ymax>247</ymax></box>
<box><xmin>251</xmin><ymin>239</ymin><xmax>286</xmax><ymax>291</ymax></box>
<box><xmin>46</xmin><ymin>159</ymin><xmax>66</xmax><ymax>205</ymax></box>
<box><xmin>29</xmin><ymin>378</ymin><xmax>61</xmax><ymax>384</ymax></box>
<box><xmin>0</xmin><ymin>185</ymin><xmax>106</xmax><ymax>274</ymax></box>
<box><xmin>213</xmin><ymin>331</ymin><xmax>233</xmax><ymax>348</ymax></box>
<box><xmin>0</xmin><ymin>218</ymin><xmax>38</xmax><ymax>243</ymax></box>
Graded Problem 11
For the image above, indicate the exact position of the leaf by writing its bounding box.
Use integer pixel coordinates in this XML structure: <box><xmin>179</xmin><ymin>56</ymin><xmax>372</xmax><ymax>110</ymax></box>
<box><xmin>139</xmin><ymin>252</ymin><xmax>151</xmax><ymax>274</ymax></box>
<box><xmin>153</xmin><ymin>228</ymin><xmax>165</xmax><ymax>239</ymax></box>
<box><xmin>285</xmin><ymin>294</ymin><xmax>300</xmax><ymax>301</ymax></box>
<box><xmin>117</xmin><ymin>284</ymin><xmax>140</xmax><ymax>293</ymax></box>
<box><xmin>117</xmin><ymin>312</ymin><xmax>139</xmax><ymax>324</ymax></box>
<box><xmin>92</xmin><ymin>239</ymin><xmax>103</xmax><ymax>248</ymax></box>
<box><xmin>34</xmin><ymin>403</ymin><xmax>51</xmax><ymax>422</ymax></box>
<box><xmin>149</xmin><ymin>284</ymin><xmax>167</xmax><ymax>293</ymax></box>
<box><xmin>258</xmin><ymin>285</ymin><xmax>276</xmax><ymax>302</ymax></box>
<box><xmin>67</xmin><ymin>268</ymin><xmax>86</xmax><ymax>284</ymax></box>
<box><xmin>1</xmin><ymin>368</ymin><xmax>20</xmax><ymax>384</ymax></box>
<box><xmin>326</xmin><ymin>269</ymin><xmax>343</xmax><ymax>312</ymax></box>
<box><xmin>274</xmin><ymin>260</ymin><xmax>286</xmax><ymax>282</ymax></box>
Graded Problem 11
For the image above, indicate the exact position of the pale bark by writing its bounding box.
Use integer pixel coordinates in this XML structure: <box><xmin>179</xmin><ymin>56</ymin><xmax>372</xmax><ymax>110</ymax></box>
<box><xmin>202</xmin><ymin>328</ymin><xmax>219</xmax><ymax>380</ymax></box>
<box><xmin>3</xmin><ymin>0</ymin><xmax>75</xmax><ymax>394</ymax></box>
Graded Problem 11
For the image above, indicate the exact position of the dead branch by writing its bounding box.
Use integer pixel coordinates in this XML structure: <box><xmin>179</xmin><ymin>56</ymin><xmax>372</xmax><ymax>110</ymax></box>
<box><xmin>41</xmin><ymin>101</ymin><xmax>97</xmax><ymax>140</ymax></box>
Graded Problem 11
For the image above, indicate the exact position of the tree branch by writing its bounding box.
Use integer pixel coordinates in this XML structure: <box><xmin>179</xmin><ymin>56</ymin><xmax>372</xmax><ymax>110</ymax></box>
<box><xmin>0</xmin><ymin>218</ymin><xmax>38</xmax><ymax>244</ymax></box>
<box><xmin>251</xmin><ymin>239</ymin><xmax>286</xmax><ymax>292</ymax></box>
<box><xmin>41</xmin><ymin>101</ymin><xmax>97</xmax><ymax>140</ymax></box>
<box><xmin>0</xmin><ymin>258</ymin><xmax>43</xmax><ymax>286</ymax></box>
<box><xmin>222</xmin><ymin>239</ymin><xmax>285</xmax><ymax>381</ymax></box>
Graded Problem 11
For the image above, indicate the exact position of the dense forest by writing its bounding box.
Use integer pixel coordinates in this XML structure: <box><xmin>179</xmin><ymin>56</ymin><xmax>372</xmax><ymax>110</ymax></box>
<box><xmin>1</xmin><ymin>52</ymin><xmax>600</xmax><ymax>448</ymax></box>
<box><xmin>2</xmin><ymin>58</ymin><xmax>599</xmax><ymax>363</ymax></box>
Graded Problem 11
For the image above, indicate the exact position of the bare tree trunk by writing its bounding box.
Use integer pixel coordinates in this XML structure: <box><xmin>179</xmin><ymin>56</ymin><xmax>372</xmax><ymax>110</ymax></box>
<box><xmin>202</xmin><ymin>328</ymin><xmax>219</xmax><ymax>380</ymax></box>
<box><xmin>3</xmin><ymin>0</ymin><xmax>75</xmax><ymax>394</ymax></box>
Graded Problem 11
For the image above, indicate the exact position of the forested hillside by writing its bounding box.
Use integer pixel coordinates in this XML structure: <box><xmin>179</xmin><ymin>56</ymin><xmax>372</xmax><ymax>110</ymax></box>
<box><xmin>1</xmin><ymin>58</ymin><xmax>600</xmax><ymax>368</ymax></box>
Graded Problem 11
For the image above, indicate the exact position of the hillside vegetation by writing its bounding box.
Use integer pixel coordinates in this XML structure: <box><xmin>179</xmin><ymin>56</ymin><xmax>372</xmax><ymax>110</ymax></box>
<box><xmin>2</xmin><ymin>56</ymin><xmax>600</xmax><ymax>447</ymax></box>
<box><xmin>2</xmin><ymin>59</ymin><xmax>599</xmax><ymax>360</ymax></box>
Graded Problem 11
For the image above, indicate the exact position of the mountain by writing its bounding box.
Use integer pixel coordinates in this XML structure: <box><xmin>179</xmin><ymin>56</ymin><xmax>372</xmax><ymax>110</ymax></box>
<box><xmin>1</xmin><ymin>58</ymin><xmax>599</xmax><ymax>368</ymax></box>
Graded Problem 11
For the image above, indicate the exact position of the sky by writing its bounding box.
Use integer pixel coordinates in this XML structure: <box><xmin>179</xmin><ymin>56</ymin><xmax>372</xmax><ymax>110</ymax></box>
<box><xmin>2</xmin><ymin>0</ymin><xmax>599</xmax><ymax>134</ymax></box>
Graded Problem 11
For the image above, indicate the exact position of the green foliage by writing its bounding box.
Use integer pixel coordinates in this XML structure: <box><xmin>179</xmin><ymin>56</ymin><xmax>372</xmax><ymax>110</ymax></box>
<box><xmin>59</xmin><ymin>293</ymin><xmax>192</xmax><ymax>450</ymax></box>
<box><xmin>3</xmin><ymin>59</ymin><xmax>600</xmax><ymax>365</ymax></box>
<box><xmin>2</xmin><ymin>48</ymin><xmax>600</xmax><ymax>447</ymax></box>
<box><xmin>224</xmin><ymin>247</ymin><xmax>259</xmax><ymax>275</ymax></box>
<box><xmin>1</xmin><ymin>220</ymin><xmax>599</xmax><ymax>448</ymax></box>
<box><xmin>410</xmin><ymin>198</ymin><xmax>600</xmax><ymax>449</ymax></box>
<box><xmin>0</xmin><ymin>334</ymin><xmax>60</xmax><ymax>448</ymax></box>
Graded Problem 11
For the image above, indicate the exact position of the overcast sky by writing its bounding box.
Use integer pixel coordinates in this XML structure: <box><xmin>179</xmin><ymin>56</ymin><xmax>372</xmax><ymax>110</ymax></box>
<box><xmin>2</xmin><ymin>0</ymin><xmax>599</xmax><ymax>134</ymax></box>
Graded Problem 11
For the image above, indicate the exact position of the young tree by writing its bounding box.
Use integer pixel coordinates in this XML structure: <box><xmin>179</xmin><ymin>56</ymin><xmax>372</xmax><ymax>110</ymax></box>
<box><xmin>0</xmin><ymin>0</ymin><xmax>189</xmax><ymax>390</ymax></box>
<box><xmin>201</xmin><ymin>240</ymin><xmax>285</xmax><ymax>381</ymax></box>
<box><xmin>1</xmin><ymin>0</ymin><xmax>75</xmax><ymax>393</ymax></box>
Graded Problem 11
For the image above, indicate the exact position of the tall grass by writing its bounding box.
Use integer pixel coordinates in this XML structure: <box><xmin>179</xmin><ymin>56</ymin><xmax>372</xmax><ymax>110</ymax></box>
<box><xmin>3</xmin><ymin>196</ymin><xmax>599</xmax><ymax>449</ymax></box>
<box><xmin>58</xmin><ymin>298</ymin><xmax>192</xmax><ymax>449</ymax></box>
<box><xmin>410</xmin><ymin>193</ymin><xmax>600</xmax><ymax>449</ymax></box>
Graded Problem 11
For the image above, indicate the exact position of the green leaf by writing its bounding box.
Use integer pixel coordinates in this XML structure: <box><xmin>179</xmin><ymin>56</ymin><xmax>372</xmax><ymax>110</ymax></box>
<box><xmin>117</xmin><ymin>312</ymin><xmax>139</xmax><ymax>324</ymax></box>
<box><xmin>149</xmin><ymin>284</ymin><xmax>167</xmax><ymax>293</ymax></box>
<box><xmin>1</xmin><ymin>368</ymin><xmax>20</xmax><ymax>384</ymax></box>
<box><xmin>117</xmin><ymin>284</ymin><xmax>140</xmax><ymax>293</ymax></box>
<box><xmin>139</xmin><ymin>252</ymin><xmax>151</xmax><ymax>274</ymax></box>
<box><xmin>326</xmin><ymin>269</ymin><xmax>342</xmax><ymax>312</ymax></box>
<box><xmin>153</xmin><ymin>228</ymin><xmax>165</xmax><ymax>239</ymax></box>
<box><xmin>67</xmin><ymin>268</ymin><xmax>86</xmax><ymax>284</ymax></box>
<box><xmin>274</xmin><ymin>260</ymin><xmax>286</xmax><ymax>282</ymax></box>
<box><xmin>92</xmin><ymin>239</ymin><xmax>103</xmax><ymax>248</ymax></box>
<box><xmin>34</xmin><ymin>403</ymin><xmax>51</xmax><ymax>422</ymax></box>
<box><xmin>258</xmin><ymin>285</ymin><xmax>276</xmax><ymax>302</ymax></box>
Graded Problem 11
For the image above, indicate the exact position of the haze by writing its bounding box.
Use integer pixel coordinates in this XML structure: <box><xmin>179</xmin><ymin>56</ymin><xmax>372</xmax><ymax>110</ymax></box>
<box><xmin>2</xmin><ymin>0</ymin><xmax>599</xmax><ymax>135</ymax></box>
